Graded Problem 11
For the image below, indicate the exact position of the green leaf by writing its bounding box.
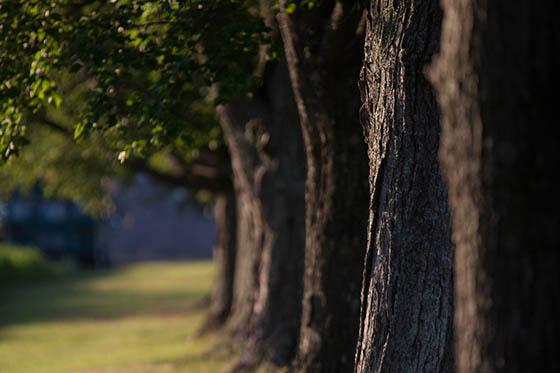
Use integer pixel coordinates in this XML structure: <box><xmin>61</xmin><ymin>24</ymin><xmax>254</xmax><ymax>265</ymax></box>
<box><xmin>285</xmin><ymin>3</ymin><xmax>297</xmax><ymax>14</ymax></box>
<box><xmin>74</xmin><ymin>120</ymin><xmax>88</xmax><ymax>141</ymax></box>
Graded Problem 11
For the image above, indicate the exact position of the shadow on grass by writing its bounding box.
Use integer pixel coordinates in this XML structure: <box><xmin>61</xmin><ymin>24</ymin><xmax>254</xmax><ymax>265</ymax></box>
<box><xmin>0</xmin><ymin>267</ymin><xmax>208</xmax><ymax>329</ymax></box>
<box><xmin>151</xmin><ymin>338</ymin><xmax>240</xmax><ymax>373</ymax></box>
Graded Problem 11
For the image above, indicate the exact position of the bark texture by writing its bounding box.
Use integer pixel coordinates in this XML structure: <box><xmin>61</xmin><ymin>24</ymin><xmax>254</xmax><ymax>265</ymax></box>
<box><xmin>355</xmin><ymin>1</ymin><xmax>454</xmax><ymax>372</ymax></box>
<box><xmin>219</xmin><ymin>101</ymin><xmax>268</xmax><ymax>341</ymax></box>
<box><xmin>277</xmin><ymin>2</ymin><xmax>370</xmax><ymax>371</ymax></box>
<box><xmin>201</xmin><ymin>189</ymin><xmax>237</xmax><ymax>332</ymax></box>
<box><xmin>218</xmin><ymin>56</ymin><xmax>306</xmax><ymax>368</ymax></box>
<box><xmin>430</xmin><ymin>0</ymin><xmax>560</xmax><ymax>372</ymax></box>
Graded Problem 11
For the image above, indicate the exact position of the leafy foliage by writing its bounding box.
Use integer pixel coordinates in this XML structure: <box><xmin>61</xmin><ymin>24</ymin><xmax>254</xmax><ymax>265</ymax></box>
<box><xmin>0</xmin><ymin>123</ymin><xmax>118</xmax><ymax>215</ymax></box>
<box><xmin>284</xmin><ymin>0</ymin><xmax>317</xmax><ymax>14</ymax></box>
<box><xmin>0</xmin><ymin>69</ymin><xmax>209</xmax><ymax>215</ymax></box>
<box><xmin>1</xmin><ymin>0</ymin><xmax>268</xmax><ymax>162</ymax></box>
<box><xmin>0</xmin><ymin>1</ymin><xmax>65</xmax><ymax>158</ymax></box>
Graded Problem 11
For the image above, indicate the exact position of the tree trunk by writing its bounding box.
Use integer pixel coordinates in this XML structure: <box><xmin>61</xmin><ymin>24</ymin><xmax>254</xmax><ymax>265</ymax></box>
<box><xmin>201</xmin><ymin>189</ymin><xmax>237</xmax><ymax>332</ymax></box>
<box><xmin>277</xmin><ymin>3</ymin><xmax>370</xmax><ymax>371</ymax></box>
<box><xmin>241</xmin><ymin>59</ymin><xmax>306</xmax><ymax>367</ymax></box>
<box><xmin>355</xmin><ymin>1</ymin><xmax>454</xmax><ymax>372</ymax></box>
<box><xmin>218</xmin><ymin>121</ymin><xmax>264</xmax><ymax>341</ymax></box>
<box><xmin>430</xmin><ymin>1</ymin><xmax>559</xmax><ymax>372</ymax></box>
<box><xmin>218</xmin><ymin>56</ymin><xmax>306</xmax><ymax>369</ymax></box>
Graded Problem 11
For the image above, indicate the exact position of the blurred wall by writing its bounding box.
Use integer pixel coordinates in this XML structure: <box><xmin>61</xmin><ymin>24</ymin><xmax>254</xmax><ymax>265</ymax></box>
<box><xmin>97</xmin><ymin>174</ymin><xmax>215</xmax><ymax>265</ymax></box>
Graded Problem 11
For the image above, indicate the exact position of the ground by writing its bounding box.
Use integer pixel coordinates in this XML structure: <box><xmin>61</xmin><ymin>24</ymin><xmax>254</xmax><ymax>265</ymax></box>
<box><xmin>0</xmin><ymin>261</ymin><xmax>242</xmax><ymax>373</ymax></box>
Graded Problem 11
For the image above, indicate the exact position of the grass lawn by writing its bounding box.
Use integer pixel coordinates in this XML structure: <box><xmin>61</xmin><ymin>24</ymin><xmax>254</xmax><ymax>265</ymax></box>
<box><xmin>0</xmin><ymin>261</ymin><xmax>238</xmax><ymax>373</ymax></box>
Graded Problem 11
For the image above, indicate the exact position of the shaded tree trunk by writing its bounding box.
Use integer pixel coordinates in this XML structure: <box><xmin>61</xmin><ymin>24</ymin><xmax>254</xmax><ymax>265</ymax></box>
<box><xmin>277</xmin><ymin>2</ymin><xmax>370</xmax><ymax>371</ymax></box>
<box><xmin>430</xmin><ymin>1</ymin><xmax>560</xmax><ymax>372</ymax></box>
<box><xmin>218</xmin><ymin>119</ymin><xmax>265</xmax><ymax>341</ymax></box>
<box><xmin>355</xmin><ymin>1</ymin><xmax>454</xmax><ymax>372</ymax></box>
<box><xmin>217</xmin><ymin>56</ymin><xmax>306</xmax><ymax>369</ymax></box>
<box><xmin>201</xmin><ymin>189</ymin><xmax>237</xmax><ymax>332</ymax></box>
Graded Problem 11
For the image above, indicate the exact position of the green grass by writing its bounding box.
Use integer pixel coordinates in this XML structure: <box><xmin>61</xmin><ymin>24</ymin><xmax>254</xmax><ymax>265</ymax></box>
<box><xmin>0</xmin><ymin>261</ymin><xmax>239</xmax><ymax>373</ymax></box>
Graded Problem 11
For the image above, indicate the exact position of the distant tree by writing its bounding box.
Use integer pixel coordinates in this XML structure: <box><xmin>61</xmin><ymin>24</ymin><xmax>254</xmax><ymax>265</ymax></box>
<box><xmin>200</xmin><ymin>188</ymin><xmax>237</xmax><ymax>332</ymax></box>
<box><xmin>430</xmin><ymin>0</ymin><xmax>560</xmax><ymax>371</ymax></box>
<box><xmin>215</xmin><ymin>3</ymin><xmax>305</xmax><ymax>367</ymax></box>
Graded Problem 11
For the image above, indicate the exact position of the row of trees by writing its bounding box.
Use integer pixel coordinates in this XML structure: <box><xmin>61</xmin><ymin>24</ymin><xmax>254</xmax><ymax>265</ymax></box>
<box><xmin>1</xmin><ymin>0</ymin><xmax>557</xmax><ymax>372</ymax></box>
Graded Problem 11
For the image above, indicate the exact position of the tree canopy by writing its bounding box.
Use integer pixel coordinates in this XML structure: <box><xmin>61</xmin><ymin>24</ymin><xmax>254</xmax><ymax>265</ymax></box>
<box><xmin>1</xmin><ymin>0</ymin><xmax>268</xmax><ymax>162</ymax></box>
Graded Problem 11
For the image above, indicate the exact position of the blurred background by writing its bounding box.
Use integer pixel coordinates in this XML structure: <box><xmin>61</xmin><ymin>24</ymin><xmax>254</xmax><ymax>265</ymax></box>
<box><xmin>0</xmin><ymin>166</ymin><xmax>227</xmax><ymax>373</ymax></box>
<box><xmin>1</xmin><ymin>175</ymin><xmax>215</xmax><ymax>267</ymax></box>
<box><xmin>0</xmin><ymin>156</ymin><xmax>255</xmax><ymax>373</ymax></box>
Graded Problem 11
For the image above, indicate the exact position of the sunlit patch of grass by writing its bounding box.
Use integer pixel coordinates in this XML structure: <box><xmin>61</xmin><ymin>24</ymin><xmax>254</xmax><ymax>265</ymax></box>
<box><xmin>0</xmin><ymin>261</ymin><xmax>240</xmax><ymax>373</ymax></box>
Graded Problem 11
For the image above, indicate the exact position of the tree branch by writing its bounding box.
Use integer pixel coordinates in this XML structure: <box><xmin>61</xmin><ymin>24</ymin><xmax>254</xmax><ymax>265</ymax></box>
<box><xmin>31</xmin><ymin>114</ymin><xmax>74</xmax><ymax>137</ymax></box>
<box><xmin>31</xmin><ymin>113</ymin><xmax>231</xmax><ymax>193</ymax></box>
<box><xmin>126</xmin><ymin>157</ymin><xmax>231</xmax><ymax>193</ymax></box>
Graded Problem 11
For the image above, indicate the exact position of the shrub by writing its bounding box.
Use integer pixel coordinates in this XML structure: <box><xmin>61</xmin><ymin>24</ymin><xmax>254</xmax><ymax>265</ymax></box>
<box><xmin>0</xmin><ymin>244</ymin><xmax>52</xmax><ymax>285</ymax></box>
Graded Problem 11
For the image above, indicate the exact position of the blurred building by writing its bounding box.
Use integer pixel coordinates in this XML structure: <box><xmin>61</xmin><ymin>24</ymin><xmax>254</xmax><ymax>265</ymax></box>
<box><xmin>2</xmin><ymin>185</ymin><xmax>96</xmax><ymax>265</ymax></box>
<box><xmin>97</xmin><ymin>173</ymin><xmax>215</xmax><ymax>265</ymax></box>
<box><xmin>2</xmin><ymin>175</ymin><xmax>215</xmax><ymax>266</ymax></box>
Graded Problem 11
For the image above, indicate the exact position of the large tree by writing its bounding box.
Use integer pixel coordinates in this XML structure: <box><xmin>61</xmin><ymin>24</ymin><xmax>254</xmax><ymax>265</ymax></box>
<box><xmin>354</xmin><ymin>1</ymin><xmax>454</xmax><ymax>371</ymax></box>
<box><xmin>217</xmin><ymin>57</ymin><xmax>306</xmax><ymax>368</ymax></box>
<box><xmin>430</xmin><ymin>0</ymin><xmax>559</xmax><ymax>371</ymax></box>
<box><xmin>277</xmin><ymin>2</ymin><xmax>370</xmax><ymax>371</ymax></box>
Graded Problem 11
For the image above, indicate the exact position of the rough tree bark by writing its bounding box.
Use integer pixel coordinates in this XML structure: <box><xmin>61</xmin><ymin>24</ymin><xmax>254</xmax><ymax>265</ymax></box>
<box><xmin>277</xmin><ymin>2</ymin><xmax>370</xmax><ymax>371</ymax></box>
<box><xmin>354</xmin><ymin>1</ymin><xmax>454</xmax><ymax>372</ymax></box>
<box><xmin>217</xmin><ymin>55</ymin><xmax>306</xmax><ymax>369</ymax></box>
<box><xmin>201</xmin><ymin>189</ymin><xmax>237</xmax><ymax>332</ymax></box>
<box><xmin>430</xmin><ymin>0</ymin><xmax>560</xmax><ymax>372</ymax></box>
